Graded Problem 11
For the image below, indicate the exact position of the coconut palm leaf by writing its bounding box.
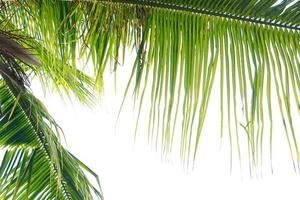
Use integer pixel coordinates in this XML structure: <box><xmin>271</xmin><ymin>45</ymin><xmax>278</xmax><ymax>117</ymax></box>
<box><xmin>0</xmin><ymin>11</ymin><xmax>95</xmax><ymax>105</ymax></box>
<box><xmin>2</xmin><ymin>0</ymin><xmax>300</xmax><ymax>171</ymax></box>
<box><xmin>0</xmin><ymin>54</ymin><xmax>103</xmax><ymax>199</ymax></box>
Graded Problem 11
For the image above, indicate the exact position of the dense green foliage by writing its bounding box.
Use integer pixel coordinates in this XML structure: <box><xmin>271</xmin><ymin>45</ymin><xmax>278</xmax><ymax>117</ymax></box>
<box><xmin>1</xmin><ymin>0</ymin><xmax>300</xmax><ymax>199</ymax></box>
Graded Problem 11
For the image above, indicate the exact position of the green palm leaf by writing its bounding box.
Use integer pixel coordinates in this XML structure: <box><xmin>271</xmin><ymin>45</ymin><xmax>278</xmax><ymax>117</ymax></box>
<box><xmin>1</xmin><ymin>0</ymin><xmax>300</xmax><ymax>189</ymax></box>
<box><xmin>0</xmin><ymin>56</ymin><xmax>103</xmax><ymax>198</ymax></box>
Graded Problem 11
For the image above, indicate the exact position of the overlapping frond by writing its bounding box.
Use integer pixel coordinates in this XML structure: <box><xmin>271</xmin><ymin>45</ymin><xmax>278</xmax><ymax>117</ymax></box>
<box><xmin>2</xmin><ymin>0</ymin><xmax>300</xmax><ymax>171</ymax></box>
<box><xmin>0</xmin><ymin>5</ymin><xmax>95</xmax><ymax>104</ymax></box>
<box><xmin>0</xmin><ymin>59</ymin><xmax>103</xmax><ymax>199</ymax></box>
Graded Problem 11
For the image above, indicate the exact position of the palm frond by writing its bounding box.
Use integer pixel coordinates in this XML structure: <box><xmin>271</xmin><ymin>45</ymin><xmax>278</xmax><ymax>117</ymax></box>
<box><xmin>123</xmin><ymin>6</ymin><xmax>300</xmax><ymax>170</ymax></box>
<box><xmin>0</xmin><ymin>6</ymin><xmax>95</xmax><ymax>105</ymax></box>
<box><xmin>0</xmin><ymin>60</ymin><xmax>103</xmax><ymax>199</ymax></box>
<box><xmin>2</xmin><ymin>0</ymin><xmax>300</xmax><ymax>170</ymax></box>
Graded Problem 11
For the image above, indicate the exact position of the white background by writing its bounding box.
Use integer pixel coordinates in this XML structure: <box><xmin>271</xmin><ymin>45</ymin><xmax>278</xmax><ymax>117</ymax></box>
<box><xmin>31</xmin><ymin>55</ymin><xmax>300</xmax><ymax>200</ymax></box>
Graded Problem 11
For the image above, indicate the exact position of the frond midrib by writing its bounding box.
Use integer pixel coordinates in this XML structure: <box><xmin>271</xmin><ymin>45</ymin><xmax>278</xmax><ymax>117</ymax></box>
<box><xmin>99</xmin><ymin>0</ymin><xmax>300</xmax><ymax>31</ymax></box>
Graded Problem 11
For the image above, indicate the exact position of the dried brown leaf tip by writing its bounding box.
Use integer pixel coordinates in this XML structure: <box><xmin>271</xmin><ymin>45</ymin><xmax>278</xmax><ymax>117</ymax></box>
<box><xmin>0</xmin><ymin>32</ymin><xmax>41</xmax><ymax>67</ymax></box>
